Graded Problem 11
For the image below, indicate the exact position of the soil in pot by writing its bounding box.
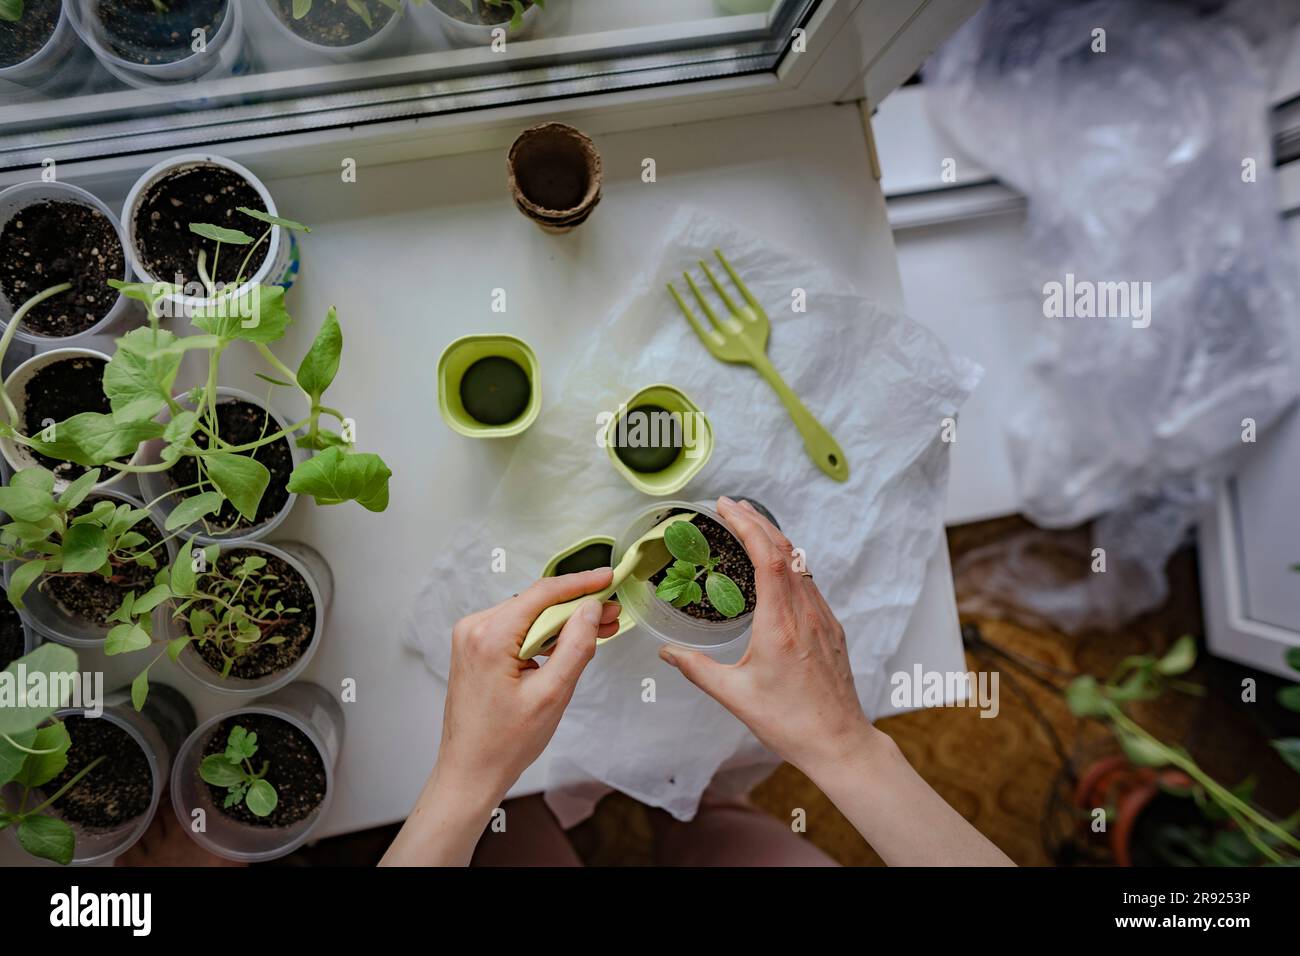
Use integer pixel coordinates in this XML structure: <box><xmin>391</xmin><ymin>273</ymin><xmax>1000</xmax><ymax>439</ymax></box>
<box><xmin>203</xmin><ymin>712</ymin><xmax>326</xmax><ymax>827</ymax></box>
<box><xmin>0</xmin><ymin>200</ymin><xmax>125</xmax><ymax>338</ymax></box>
<box><xmin>459</xmin><ymin>356</ymin><xmax>531</xmax><ymax>426</ymax></box>
<box><xmin>433</xmin><ymin>0</ymin><xmax>530</xmax><ymax>26</ymax></box>
<box><xmin>41</xmin><ymin>497</ymin><xmax>165</xmax><ymax>627</ymax></box>
<box><xmin>95</xmin><ymin>0</ymin><xmax>227</xmax><ymax>65</ymax></box>
<box><xmin>553</xmin><ymin>542</ymin><xmax>614</xmax><ymax>576</ymax></box>
<box><xmin>192</xmin><ymin>550</ymin><xmax>316</xmax><ymax>680</ymax></box>
<box><xmin>613</xmin><ymin>404</ymin><xmax>683</xmax><ymax>474</ymax></box>
<box><xmin>271</xmin><ymin>0</ymin><xmax>395</xmax><ymax>46</ymax></box>
<box><xmin>21</xmin><ymin>355</ymin><xmax>121</xmax><ymax>480</ymax></box>
<box><xmin>132</xmin><ymin>164</ymin><xmax>269</xmax><ymax>290</ymax></box>
<box><xmin>166</xmin><ymin>400</ymin><xmax>293</xmax><ymax>534</ymax></box>
<box><xmin>0</xmin><ymin>0</ymin><xmax>60</xmax><ymax>68</ymax></box>
<box><xmin>41</xmin><ymin>715</ymin><xmax>152</xmax><ymax>829</ymax></box>
<box><xmin>648</xmin><ymin>510</ymin><xmax>756</xmax><ymax>622</ymax></box>
<box><xmin>0</xmin><ymin>602</ymin><xmax>25</xmax><ymax>669</ymax></box>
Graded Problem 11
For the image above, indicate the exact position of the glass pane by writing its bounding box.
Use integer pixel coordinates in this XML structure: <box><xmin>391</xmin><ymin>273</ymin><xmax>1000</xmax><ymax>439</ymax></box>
<box><xmin>0</xmin><ymin>0</ymin><xmax>817</xmax><ymax>171</ymax></box>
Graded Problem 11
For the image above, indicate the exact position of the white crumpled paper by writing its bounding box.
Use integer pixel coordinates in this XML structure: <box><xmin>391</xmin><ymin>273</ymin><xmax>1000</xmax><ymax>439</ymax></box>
<box><xmin>402</xmin><ymin>208</ymin><xmax>981</xmax><ymax>823</ymax></box>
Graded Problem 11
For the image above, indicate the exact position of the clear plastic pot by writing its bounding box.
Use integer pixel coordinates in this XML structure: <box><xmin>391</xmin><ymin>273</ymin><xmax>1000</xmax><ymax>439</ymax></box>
<box><xmin>0</xmin><ymin>181</ymin><xmax>134</xmax><ymax>347</ymax></box>
<box><xmin>0</xmin><ymin>0</ymin><xmax>84</xmax><ymax>88</ymax></box>
<box><xmin>170</xmin><ymin>680</ymin><xmax>344</xmax><ymax>863</ymax></box>
<box><xmin>170</xmin><ymin>539</ymin><xmax>333</xmax><ymax>698</ymax></box>
<box><xmin>260</xmin><ymin>0</ymin><xmax>409</xmax><ymax>61</ymax></box>
<box><xmin>0</xmin><ymin>347</ymin><xmax>142</xmax><ymax>492</ymax></box>
<box><xmin>3</xmin><ymin>683</ymin><xmax>196</xmax><ymax>865</ymax></box>
<box><xmin>0</xmin><ymin>571</ymin><xmax>40</xmax><ymax>667</ymax></box>
<box><xmin>18</xmin><ymin>486</ymin><xmax>175</xmax><ymax>650</ymax></box>
<box><xmin>137</xmin><ymin>385</ymin><xmax>305</xmax><ymax>545</ymax></box>
<box><xmin>612</xmin><ymin>499</ymin><xmax>756</xmax><ymax>653</ymax></box>
<box><xmin>418</xmin><ymin>0</ymin><xmax>542</xmax><ymax>46</ymax></box>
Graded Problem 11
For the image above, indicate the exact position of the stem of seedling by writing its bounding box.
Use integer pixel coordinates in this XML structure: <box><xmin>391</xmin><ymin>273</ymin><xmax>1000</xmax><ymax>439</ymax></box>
<box><xmin>23</xmin><ymin>754</ymin><xmax>107</xmax><ymax>817</ymax></box>
<box><xmin>0</xmin><ymin>282</ymin><xmax>73</xmax><ymax>422</ymax></box>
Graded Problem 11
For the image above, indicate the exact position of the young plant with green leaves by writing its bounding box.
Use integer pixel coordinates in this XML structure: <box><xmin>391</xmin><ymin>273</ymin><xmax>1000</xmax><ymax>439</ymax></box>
<box><xmin>1067</xmin><ymin>635</ymin><xmax>1300</xmax><ymax>865</ymax></box>
<box><xmin>291</xmin><ymin>0</ymin><xmax>402</xmax><ymax>30</ymax></box>
<box><xmin>199</xmin><ymin>724</ymin><xmax>278</xmax><ymax>817</ymax></box>
<box><xmin>0</xmin><ymin>0</ymin><xmax>22</xmax><ymax>23</ymax></box>
<box><xmin>0</xmin><ymin>645</ymin><xmax>96</xmax><ymax>865</ymax></box>
<box><xmin>654</xmin><ymin>519</ymin><xmax>745</xmax><ymax>618</ymax></box>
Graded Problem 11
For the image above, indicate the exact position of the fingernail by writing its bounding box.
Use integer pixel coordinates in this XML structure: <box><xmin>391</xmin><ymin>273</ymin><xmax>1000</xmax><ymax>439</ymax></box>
<box><xmin>740</xmin><ymin>499</ymin><xmax>756</xmax><ymax>513</ymax></box>
<box><xmin>718</xmin><ymin>496</ymin><xmax>736</xmax><ymax>509</ymax></box>
<box><xmin>659</xmin><ymin>646</ymin><xmax>678</xmax><ymax>667</ymax></box>
<box><xmin>580</xmin><ymin>599</ymin><xmax>602</xmax><ymax>625</ymax></box>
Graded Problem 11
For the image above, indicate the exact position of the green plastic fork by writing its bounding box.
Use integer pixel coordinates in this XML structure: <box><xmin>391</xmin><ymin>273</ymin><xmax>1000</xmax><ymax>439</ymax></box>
<box><xmin>668</xmin><ymin>249</ymin><xmax>849</xmax><ymax>482</ymax></box>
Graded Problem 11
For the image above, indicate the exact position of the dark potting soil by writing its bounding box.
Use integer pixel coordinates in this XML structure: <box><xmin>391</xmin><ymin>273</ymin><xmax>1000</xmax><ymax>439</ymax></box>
<box><xmin>649</xmin><ymin>511</ymin><xmax>756</xmax><ymax>623</ymax></box>
<box><xmin>613</xmin><ymin>404</ymin><xmax>683</xmax><ymax>474</ymax></box>
<box><xmin>553</xmin><ymin>542</ymin><xmax>614</xmax><ymax>576</ymax></box>
<box><xmin>22</xmin><ymin>355</ymin><xmax>119</xmax><ymax>480</ymax></box>
<box><xmin>0</xmin><ymin>200</ymin><xmax>124</xmax><ymax>338</ymax></box>
<box><xmin>272</xmin><ymin>0</ymin><xmax>395</xmax><ymax>46</ymax></box>
<box><xmin>44</xmin><ymin>715</ymin><xmax>152</xmax><ymax>830</ymax></box>
<box><xmin>167</xmin><ymin>400</ymin><xmax>292</xmax><ymax>534</ymax></box>
<box><xmin>95</xmin><ymin>0</ymin><xmax>227</xmax><ymax>65</ymax></box>
<box><xmin>0</xmin><ymin>602</ymin><xmax>25</xmax><ymax>669</ymax></box>
<box><xmin>132</xmin><ymin>164</ymin><xmax>269</xmax><ymax>289</ymax></box>
<box><xmin>0</xmin><ymin>0</ymin><xmax>60</xmax><ymax>68</ymax></box>
<box><xmin>43</xmin><ymin>498</ymin><xmax>164</xmax><ymax>627</ymax></box>
<box><xmin>433</xmin><ymin>0</ymin><xmax>529</xmax><ymax>26</ymax></box>
<box><xmin>193</xmin><ymin>551</ymin><xmax>316</xmax><ymax>680</ymax></box>
<box><xmin>460</xmin><ymin>356</ymin><xmax>531</xmax><ymax>426</ymax></box>
<box><xmin>203</xmin><ymin>713</ymin><xmax>326</xmax><ymax>828</ymax></box>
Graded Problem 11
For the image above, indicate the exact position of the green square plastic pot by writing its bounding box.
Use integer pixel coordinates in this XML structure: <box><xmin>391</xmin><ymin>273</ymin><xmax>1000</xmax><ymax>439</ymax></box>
<box><xmin>540</xmin><ymin>534</ymin><xmax>634</xmax><ymax>645</ymax></box>
<box><xmin>438</xmin><ymin>334</ymin><xmax>541</xmax><ymax>438</ymax></box>
<box><xmin>605</xmin><ymin>384</ymin><xmax>713</xmax><ymax>496</ymax></box>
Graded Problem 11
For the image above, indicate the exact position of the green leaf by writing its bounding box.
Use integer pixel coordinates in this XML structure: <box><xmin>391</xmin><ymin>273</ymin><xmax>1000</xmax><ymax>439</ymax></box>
<box><xmin>163</xmin><ymin>411</ymin><xmax>199</xmax><ymax>445</ymax></box>
<box><xmin>107</xmin><ymin>280</ymin><xmax>182</xmax><ymax>318</ymax></box>
<box><xmin>293</xmin><ymin>0</ymin><xmax>311</xmax><ymax>18</ymax></box>
<box><xmin>297</xmin><ymin>307</ymin><xmax>342</xmax><ymax>402</ymax></box>
<box><xmin>104</xmin><ymin>623</ymin><xmax>151</xmax><ymax>655</ymax></box>
<box><xmin>1286</xmin><ymin>646</ymin><xmax>1300</xmax><ymax>674</ymax></box>
<box><xmin>57</xmin><ymin>469</ymin><xmax>102</xmax><ymax>511</ymax></box>
<box><xmin>287</xmin><ymin>447</ymin><xmax>391</xmax><ymax>512</ymax></box>
<box><xmin>7</xmin><ymin>559</ymin><xmax>49</xmax><ymax>609</ymax></box>
<box><xmin>1155</xmin><ymin>635</ymin><xmax>1197</xmax><ymax>676</ymax></box>
<box><xmin>0</xmin><ymin>484</ymin><xmax>58</xmax><ymax>523</ymax></box>
<box><xmin>191</xmin><ymin>284</ymin><xmax>291</xmax><ymax>344</ymax></box>
<box><xmin>663</xmin><ymin>520</ymin><xmax>709</xmax><ymax>565</ymax></box>
<box><xmin>1065</xmin><ymin>675</ymin><xmax>1109</xmax><ymax>718</ymax></box>
<box><xmin>296</xmin><ymin>428</ymin><xmax>348</xmax><ymax>451</ymax></box>
<box><xmin>705</xmin><ymin>572</ymin><xmax>745</xmax><ymax>618</ymax></box>
<box><xmin>188</xmin><ymin>608</ymin><xmax>216</xmax><ymax>639</ymax></box>
<box><xmin>238</xmin><ymin>207</ymin><xmax>311</xmax><ymax>233</ymax></box>
<box><xmin>0</xmin><ymin>644</ymin><xmax>79</xmax><ymax>736</ymax></box>
<box><xmin>60</xmin><ymin>524</ymin><xmax>108</xmax><ymax>574</ymax></box>
<box><xmin>13</xmin><ymin>722</ymin><xmax>71</xmax><ymax>789</ymax></box>
<box><xmin>205</xmin><ymin>453</ymin><xmax>271</xmax><ymax>522</ymax></box>
<box><xmin>1119</xmin><ymin>730</ymin><xmax>1170</xmax><ymax>767</ymax></box>
<box><xmin>131</xmin><ymin>669</ymin><xmax>149</xmax><ymax>712</ymax></box>
<box><xmin>199</xmin><ymin>754</ymin><xmax>245</xmax><ymax>788</ymax></box>
<box><xmin>226</xmin><ymin>725</ymin><xmax>258</xmax><ymax>761</ymax></box>
<box><xmin>103</xmin><ymin>326</ymin><xmax>182</xmax><ymax>423</ymax></box>
<box><xmin>17</xmin><ymin>814</ymin><xmax>75</xmax><ymax>866</ymax></box>
<box><xmin>0</xmin><ymin>728</ymin><xmax>36</xmax><ymax>786</ymax></box>
<box><xmin>245</xmin><ymin>779</ymin><xmax>278</xmax><ymax>818</ymax></box>
<box><xmin>189</xmin><ymin>222</ymin><xmax>253</xmax><ymax>245</ymax></box>
<box><xmin>170</xmin><ymin>537</ymin><xmax>199</xmax><ymax>597</ymax></box>
<box><xmin>1272</xmin><ymin>739</ymin><xmax>1300</xmax><ymax>775</ymax></box>
<box><xmin>345</xmin><ymin>0</ymin><xmax>373</xmax><ymax>29</ymax></box>
<box><xmin>656</xmin><ymin>577</ymin><xmax>688</xmax><ymax>604</ymax></box>
<box><xmin>673</xmin><ymin>580</ymin><xmax>702</xmax><ymax>608</ymax></box>
<box><xmin>27</xmin><ymin>412</ymin><xmax>163</xmax><ymax>467</ymax></box>
<box><xmin>1279</xmin><ymin>685</ymin><xmax>1300</xmax><ymax>714</ymax></box>
<box><xmin>0</xmin><ymin>1</ymin><xmax>24</xmax><ymax>25</ymax></box>
<box><xmin>10</xmin><ymin>467</ymin><xmax>54</xmax><ymax>494</ymax></box>
<box><xmin>132</xmin><ymin>583</ymin><xmax>173</xmax><ymax>615</ymax></box>
<box><xmin>167</xmin><ymin>635</ymin><xmax>191</xmax><ymax>662</ymax></box>
<box><xmin>165</xmin><ymin>491</ymin><xmax>223</xmax><ymax>532</ymax></box>
<box><xmin>255</xmin><ymin>373</ymin><xmax>295</xmax><ymax>389</ymax></box>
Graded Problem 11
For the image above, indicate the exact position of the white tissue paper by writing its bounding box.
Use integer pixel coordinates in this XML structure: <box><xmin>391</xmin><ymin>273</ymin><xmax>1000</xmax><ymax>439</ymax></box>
<box><xmin>402</xmin><ymin>208</ymin><xmax>982</xmax><ymax>823</ymax></box>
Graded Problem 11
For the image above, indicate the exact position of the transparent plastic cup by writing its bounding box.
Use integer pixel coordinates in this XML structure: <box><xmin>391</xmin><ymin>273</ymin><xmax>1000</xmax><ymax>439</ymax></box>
<box><xmin>170</xmin><ymin>540</ymin><xmax>333</xmax><ymax>698</ymax></box>
<box><xmin>0</xmin><ymin>181</ymin><xmax>134</xmax><ymax>347</ymax></box>
<box><xmin>612</xmin><ymin>499</ymin><xmax>757</xmax><ymax>653</ymax></box>
<box><xmin>259</xmin><ymin>0</ymin><xmax>410</xmax><ymax>61</ymax></box>
<box><xmin>170</xmin><ymin>681</ymin><xmax>344</xmax><ymax>863</ymax></box>
<box><xmin>3</xmin><ymin>683</ymin><xmax>196</xmax><ymax>865</ymax></box>
<box><xmin>137</xmin><ymin>386</ymin><xmax>305</xmax><ymax>545</ymax></box>
<box><xmin>66</xmin><ymin>0</ymin><xmax>245</xmax><ymax>86</ymax></box>
<box><xmin>418</xmin><ymin>0</ymin><xmax>542</xmax><ymax>46</ymax></box>
<box><xmin>0</xmin><ymin>1</ymin><xmax>83</xmax><ymax>88</ymax></box>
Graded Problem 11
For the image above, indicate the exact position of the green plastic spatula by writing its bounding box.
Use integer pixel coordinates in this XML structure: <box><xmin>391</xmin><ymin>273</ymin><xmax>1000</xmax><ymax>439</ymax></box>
<box><xmin>518</xmin><ymin>512</ymin><xmax>698</xmax><ymax>661</ymax></box>
<box><xmin>668</xmin><ymin>249</ymin><xmax>849</xmax><ymax>482</ymax></box>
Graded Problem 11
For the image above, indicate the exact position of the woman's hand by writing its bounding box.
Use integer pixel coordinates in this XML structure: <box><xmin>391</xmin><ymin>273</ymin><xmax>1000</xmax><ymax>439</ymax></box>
<box><xmin>381</xmin><ymin>570</ymin><xmax>620</xmax><ymax>866</ymax></box>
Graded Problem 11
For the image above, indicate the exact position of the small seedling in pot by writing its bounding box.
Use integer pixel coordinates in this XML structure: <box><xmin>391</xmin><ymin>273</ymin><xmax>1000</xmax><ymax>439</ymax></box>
<box><xmin>199</xmin><ymin>724</ymin><xmax>278</xmax><ymax>817</ymax></box>
<box><xmin>0</xmin><ymin>1</ymin><xmax>24</xmax><ymax>23</ymax></box>
<box><xmin>293</xmin><ymin>0</ymin><xmax>401</xmax><ymax>29</ymax></box>
<box><xmin>414</xmin><ymin>0</ymin><xmax>543</xmax><ymax>31</ymax></box>
<box><xmin>655</xmin><ymin>520</ymin><xmax>745</xmax><ymax>618</ymax></box>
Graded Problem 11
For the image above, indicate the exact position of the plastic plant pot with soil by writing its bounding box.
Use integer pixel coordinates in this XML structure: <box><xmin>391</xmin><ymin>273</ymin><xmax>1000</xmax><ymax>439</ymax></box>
<box><xmin>540</xmin><ymin>534</ymin><xmax>633</xmax><ymax>644</ymax></box>
<box><xmin>137</xmin><ymin>386</ymin><xmax>304</xmax><ymax>545</ymax></box>
<box><xmin>1</xmin><ymin>681</ymin><xmax>196</xmax><ymax>865</ymax></box>
<box><xmin>0</xmin><ymin>348</ymin><xmax>142</xmax><ymax>492</ymax></box>
<box><xmin>0</xmin><ymin>588</ymin><xmax>38</xmax><ymax>669</ymax></box>
<box><xmin>0</xmin><ymin>0</ymin><xmax>85</xmax><ymax>89</ymax></box>
<box><xmin>418</xmin><ymin>0</ymin><xmax>543</xmax><ymax>46</ymax></box>
<box><xmin>0</xmin><ymin>181</ymin><xmax>132</xmax><ymax>347</ymax></box>
<box><xmin>67</xmin><ymin>0</ymin><xmax>245</xmax><ymax>87</ymax></box>
<box><xmin>122</xmin><ymin>153</ymin><xmax>294</xmax><ymax>313</ymax></box>
<box><xmin>171</xmin><ymin>681</ymin><xmax>343</xmax><ymax>862</ymax></box>
<box><xmin>263</xmin><ymin>0</ymin><xmax>407</xmax><ymax>60</ymax></box>
<box><xmin>605</xmin><ymin>384</ymin><xmax>714</xmax><ymax>497</ymax></box>
<box><xmin>613</xmin><ymin>500</ymin><xmax>759</xmax><ymax>653</ymax></box>
<box><xmin>437</xmin><ymin>333</ymin><xmax>541</xmax><ymax>438</ymax></box>
<box><xmin>507</xmin><ymin>122</ymin><xmax>602</xmax><ymax>234</ymax></box>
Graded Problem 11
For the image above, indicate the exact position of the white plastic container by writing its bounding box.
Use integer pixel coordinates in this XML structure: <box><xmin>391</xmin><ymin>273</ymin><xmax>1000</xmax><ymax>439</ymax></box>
<box><xmin>170</xmin><ymin>539</ymin><xmax>333</xmax><ymax>698</ymax></box>
<box><xmin>136</xmin><ymin>385</ymin><xmax>305</xmax><ymax>545</ymax></box>
<box><xmin>0</xmin><ymin>0</ymin><xmax>84</xmax><ymax>88</ymax></box>
<box><xmin>418</xmin><ymin>0</ymin><xmax>541</xmax><ymax>46</ymax></box>
<box><xmin>170</xmin><ymin>681</ymin><xmax>343</xmax><ymax>862</ymax></box>
<box><xmin>260</xmin><ymin>0</ymin><xmax>409</xmax><ymax>61</ymax></box>
<box><xmin>0</xmin><ymin>181</ymin><xmax>133</xmax><ymax>347</ymax></box>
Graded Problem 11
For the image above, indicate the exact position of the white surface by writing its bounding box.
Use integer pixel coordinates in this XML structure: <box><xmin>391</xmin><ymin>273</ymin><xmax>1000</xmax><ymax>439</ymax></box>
<box><xmin>2</xmin><ymin>102</ymin><xmax>965</xmax><ymax>859</ymax></box>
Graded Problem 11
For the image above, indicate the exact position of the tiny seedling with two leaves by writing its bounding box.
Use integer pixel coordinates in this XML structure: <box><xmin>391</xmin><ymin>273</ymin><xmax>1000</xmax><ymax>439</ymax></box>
<box><xmin>291</xmin><ymin>0</ymin><xmax>402</xmax><ymax>30</ymax></box>
<box><xmin>199</xmin><ymin>724</ymin><xmax>278</xmax><ymax>818</ymax></box>
<box><xmin>655</xmin><ymin>520</ymin><xmax>745</xmax><ymax>618</ymax></box>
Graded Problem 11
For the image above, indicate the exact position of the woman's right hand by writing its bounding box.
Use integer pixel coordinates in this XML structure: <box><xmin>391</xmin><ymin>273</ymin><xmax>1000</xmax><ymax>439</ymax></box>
<box><xmin>658</xmin><ymin>496</ymin><xmax>879</xmax><ymax>774</ymax></box>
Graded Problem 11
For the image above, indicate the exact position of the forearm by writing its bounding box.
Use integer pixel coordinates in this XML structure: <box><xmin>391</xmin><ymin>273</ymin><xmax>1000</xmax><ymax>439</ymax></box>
<box><xmin>801</xmin><ymin>727</ymin><xmax>1015</xmax><ymax>867</ymax></box>
<box><xmin>379</xmin><ymin>763</ymin><xmax>501</xmax><ymax>867</ymax></box>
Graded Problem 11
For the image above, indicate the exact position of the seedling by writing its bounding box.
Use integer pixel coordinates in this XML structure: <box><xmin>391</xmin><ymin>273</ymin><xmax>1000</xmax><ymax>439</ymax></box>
<box><xmin>199</xmin><ymin>724</ymin><xmax>278</xmax><ymax>817</ymax></box>
<box><xmin>654</xmin><ymin>519</ymin><xmax>745</xmax><ymax>618</ymax></box>
<box><xmin>292</xmin><ymin>0</ymin><xmax>402</xmax><ymax>29</ymax></box>
<box><xmin>0</xmin><ymin>0</ymin><xmax>23</xmax><ymax>23</ymax></box>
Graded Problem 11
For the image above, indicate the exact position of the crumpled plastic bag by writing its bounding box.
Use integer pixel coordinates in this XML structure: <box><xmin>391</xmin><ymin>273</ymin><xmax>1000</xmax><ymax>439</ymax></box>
<box><xmin>401</xmin><ymin>207</ymin><xmax>981</xmax><ymax>822</ymax></box>
<box><xmin>927</xmin><ymin>0</ymin><xmax>1300</xmax><ymax>632</ymax></box>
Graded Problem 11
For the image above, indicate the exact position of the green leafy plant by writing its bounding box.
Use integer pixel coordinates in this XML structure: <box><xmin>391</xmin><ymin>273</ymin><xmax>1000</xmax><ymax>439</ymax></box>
<box><xmin>654</xmin><ymin>519</ymin><xmax>745</xmax><ymax>618</ymax></box>
<box><xmin>293</xmin><ymin>0</ymin><xmax>402</xmax><ymax>29</ymax></box>
<box><xmin>0</xmin><ymin>0</ymin><xmax>23</xmax><ymax>24</ymax></box>
<box><xmin>199</xmin><ymin>724</ymin><xmax>278</xmax><ymax>817</ymax></box>
<box><xmin>0</xmin><ymin>645</ymin><xmax>97</xmax><ymax>865</ymax></box>
<box><xmin>1067</xmin><ymin>636</ymin><xmax>1300</xmax><ymax>865</ymax></box>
